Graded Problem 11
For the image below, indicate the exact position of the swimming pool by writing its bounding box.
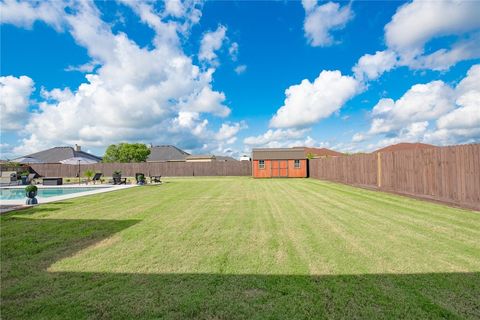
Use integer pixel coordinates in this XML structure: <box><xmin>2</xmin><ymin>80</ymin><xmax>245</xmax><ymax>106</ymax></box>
<box><xmin>0</xmin><ymin>187</ymin><xmax>110</xmax><ymax>200</ymax></box>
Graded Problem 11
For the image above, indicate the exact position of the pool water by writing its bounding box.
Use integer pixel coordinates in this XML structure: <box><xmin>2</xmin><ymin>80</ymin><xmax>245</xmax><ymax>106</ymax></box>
<box><xmin>0</xmin><ymin>187</ymin><xmax>108</xmax><ymax>200</ymax></box>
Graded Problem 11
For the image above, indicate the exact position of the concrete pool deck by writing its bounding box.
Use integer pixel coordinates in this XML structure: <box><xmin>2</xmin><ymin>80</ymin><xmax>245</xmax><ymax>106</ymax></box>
<box><xmin>0</xmin><ymin>184</ymin><xmax>137</xmax><ymax>207</ymax></box>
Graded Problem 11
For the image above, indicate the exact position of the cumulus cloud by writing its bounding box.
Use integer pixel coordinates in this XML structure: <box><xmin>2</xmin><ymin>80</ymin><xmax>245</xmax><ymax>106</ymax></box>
<box><xmin>199</xmin><ymin>25</ymin><xmax>227</xmax><ymax>63</ymax></box>
<box><xmin>64</xmin><ymin>61</ymin><xmax>98</xmax><ymax>73</ymax></box>
<box><xmin>2</xmin><ymin>1</ymin><xmax>242</xmax><ymax>156</ymax></box>
<box><xmin>270</xmin><ymin>70</ymin><xmax>360</xmax><ymax>128</ymax></box>
<box><xmin>0</xmin><ymin>75</ymin><xmax>35</xmax><ymax>131</ymax></box>
<box><xmin>368</xmin><ymin>81</ymin><xmax>455</xmax><ymax>135</ymax></box>
<box><xmin>302</xmin><ymin>0</ymin><xmax>353</xmax><ymax>47</ymax></box>
<box><xmin>234</xmin><ymin>65</ymin><xmax>247</xmax><ymax>75</ymax></box>
<box><xmin>353</xmin><ymin>50</ymin><xmax>397</xmax><ymax>81</ymax></box>
<box><xmin>351</xmin><ymin>0</ymin><xmax>480</xmax><ymax>83</ymax></box>
<box><xmin>384</xmin><ymin>0</ymin><xmax>480</xmax><ymax>70</ymax></box>
<box><xmin>215</xmin><ymin>122</ymin><xmax>247</xmax><ymax>144</ymax></box>
<box><xmin>353</xmin><ymin>64</ymin><xmax>480</xmax><ymax>147</ymax></box>
<box><xmin>0</xmin><ymin>0</ymin><xmax>66</xmax><ymax>31</ymax></box>
<box><xmin>244</xmin><ymin>128</ymin><xmax>316</xmax><ymax>148</ymax></box>
<box><xmin>229</xmin><ymin>42</ymin><xmax>239</xmax><ymax>61</ymax></box>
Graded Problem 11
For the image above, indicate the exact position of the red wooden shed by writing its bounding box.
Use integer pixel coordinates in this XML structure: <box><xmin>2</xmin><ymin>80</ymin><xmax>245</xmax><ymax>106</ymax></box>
<box><xmin>252</xmin><ymin>148</ymin><xmax>307</xmax><ymax>178</ymax></box>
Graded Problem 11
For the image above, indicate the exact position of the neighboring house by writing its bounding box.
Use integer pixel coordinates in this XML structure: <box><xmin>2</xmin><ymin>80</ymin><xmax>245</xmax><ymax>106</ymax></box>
<box><xmin>215</xmin><ymin>156</ymin><xmax>238</xmax><ymax>162</ymax></box>
<box><xmin>147</xmin><ymin>145</ymin><xmax>190</xmax><ymax>162</ymax></box>
<box><xmin>239</xmin><ymin>155</ymin><xmax>251</xmax><ymax>161</ymax></box>
<box><xmin>252</xmin><ymin>148</ymin><xmax>307</xmax><ymax>178</ymax></box>
<box><xmin>373</xmin><ymin>142</ymin><xmax>437</xmax><ymax>153</ymax></box>
<box><xmin>15</xmin><ymin>145</ymin><xmax>102</xmax><ymax>163</ymax></box>
<box><xmin>185</xmin><ymin>155</ymin><xmax>216</xmax><ymax>162</ymax></box>
<box><xmin>146</xmin><ymin>145</ymin><xmax>240</xmax><ymax>163</ymax></box>
<box><xmin>300</xmin><ymin>147</ymin><xmax>344</xmax><ymax>158</ymax></box>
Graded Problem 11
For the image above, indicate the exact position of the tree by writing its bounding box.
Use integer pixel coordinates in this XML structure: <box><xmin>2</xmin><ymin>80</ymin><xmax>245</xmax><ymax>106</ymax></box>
<box><xmin>306</xmin><ymin>152</ymin><xmax>315</xmax><ymax>160</ymax></box>
<box><xmin>103</xmin><ymin>143</ymin><xmax>151</xmax><ymax>163</ymax></box>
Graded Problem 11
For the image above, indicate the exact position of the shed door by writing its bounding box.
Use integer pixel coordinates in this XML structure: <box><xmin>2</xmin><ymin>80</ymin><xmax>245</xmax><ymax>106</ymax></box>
<box><xmin>271</xmin><ymin>160</ymin><xmax>288</xmax><ymax>177</ymax></box>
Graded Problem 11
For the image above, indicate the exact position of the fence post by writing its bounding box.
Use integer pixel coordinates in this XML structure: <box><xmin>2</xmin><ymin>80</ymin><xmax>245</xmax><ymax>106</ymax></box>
<box><xmin>377</xmin><ymin>152</ymin><xmax>382</xmax><ymax>188</ymax></box>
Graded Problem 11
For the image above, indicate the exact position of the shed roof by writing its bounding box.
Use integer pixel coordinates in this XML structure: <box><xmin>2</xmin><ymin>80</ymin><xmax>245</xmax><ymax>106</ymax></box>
<box><xmin>147</xmin><ymin>145</ymin><xmax>190</xmax><ymax>162</ymax></box>
<box><xmin>24</xmin><ymin>147</ymin><xmax>102</xmax><ymax>163</ymax></box>
<box><xmin>252</xmin><ymin>148</ymin><xmax>306</xmax><ymax>160</ymax></box>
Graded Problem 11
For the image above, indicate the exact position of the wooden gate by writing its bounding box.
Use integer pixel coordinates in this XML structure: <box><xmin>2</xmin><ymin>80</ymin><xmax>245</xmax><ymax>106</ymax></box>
<box><xmin>271</xmin><ymin>160</ymin><xmax>288</xmax><ymax>177</ymax></box>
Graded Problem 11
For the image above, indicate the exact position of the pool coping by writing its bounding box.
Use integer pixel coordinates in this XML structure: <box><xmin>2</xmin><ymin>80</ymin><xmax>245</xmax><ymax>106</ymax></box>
<box><xmin>0</xmin><ymin>184</ymin><xmax>137</xmax><ymax>206</ymax></box>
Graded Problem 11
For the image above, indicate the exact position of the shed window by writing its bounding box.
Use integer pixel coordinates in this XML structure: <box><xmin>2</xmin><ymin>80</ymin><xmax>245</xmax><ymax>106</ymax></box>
<box><xmin>294</xmin><ymin>160</ymin><xmax>301</xmax><ymax>168</ymax></box>
<box><xmin>259</xmin><ymin>160</ymin><xmax>265</xmax><ymax>169</ymax></box>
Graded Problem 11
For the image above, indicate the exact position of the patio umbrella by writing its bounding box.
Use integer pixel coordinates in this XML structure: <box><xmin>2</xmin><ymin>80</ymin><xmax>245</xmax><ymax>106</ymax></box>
<box><xmin>60</xmin><ymin>157</ymin><xmax>98</xmax><ymax>184</ymax></box>
<box><xmin>11</xmin><ymin>156</ymin><xmax>43</xmax><ymax>164</ymax></box>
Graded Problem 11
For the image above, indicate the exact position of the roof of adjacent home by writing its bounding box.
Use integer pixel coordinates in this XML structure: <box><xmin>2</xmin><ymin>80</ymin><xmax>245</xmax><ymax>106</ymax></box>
<box><xmin>373</xmin><ymin>142</ymin><xmax>437</xmax><ymax>153</ymax></box>
<box><xmin>147</xmin><ymin>145</ymin><xmax>190</xmax><ymax>162</ymax></box>
<box><xmin>185</xmin><ymin>154</ymin><xmax>215</xmax><ymax>160</ymax></box>
<box><xmin>215</xmin><ymin>156</ymin><xmax>238</xmax><ymax>161</ymax></box>
<box><xmin>23</xmin><ymin>147</ymin><xmax>102</xmax><ymax>163</ymax></box>
<box><xmin>252</xmin><ymin>148</ymin><xmax>306</xmax><ymax>160</ymax></box>
<box><xmin>300</xmin><ymin>147</ymin><xmax>344</xmax><ymax>157</ymax></box>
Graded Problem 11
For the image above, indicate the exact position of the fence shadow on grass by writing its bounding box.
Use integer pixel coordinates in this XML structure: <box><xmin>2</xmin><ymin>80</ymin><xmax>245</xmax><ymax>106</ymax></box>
<box><xmin>1</xmin><ymin>216</ymin><xmax>479</xmax><ymax>319</ymax></box>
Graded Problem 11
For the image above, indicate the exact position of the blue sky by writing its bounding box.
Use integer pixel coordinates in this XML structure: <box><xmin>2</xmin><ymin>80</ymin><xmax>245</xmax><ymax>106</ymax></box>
<box><xmin>1</xmin><ymin>0</ymin><xmax>479</xmax><ymax>159</ymax></box>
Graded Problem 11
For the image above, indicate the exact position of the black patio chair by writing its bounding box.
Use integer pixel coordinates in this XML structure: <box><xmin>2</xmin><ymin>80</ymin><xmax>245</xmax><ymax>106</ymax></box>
<box><xmin>150</xmin><ymin>175</ymin><xmax>162</xmax><ymax>184</ymax></box>
<box><xmin>113</xmin><ymin>177</ymin><xmax>127</xmax><ymax>185</ymax></box>
<box><xmin>92</xmin><ymin>172</ymin><xmax>103</xmax><ymax>184</ymax></box>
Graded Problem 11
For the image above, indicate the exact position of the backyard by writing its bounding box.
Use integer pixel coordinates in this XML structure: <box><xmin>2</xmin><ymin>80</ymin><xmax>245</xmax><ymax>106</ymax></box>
<box><xmin>1</xmin><ymin>177</ymin><xmax>479</xmax><ymax>319</ymax></box>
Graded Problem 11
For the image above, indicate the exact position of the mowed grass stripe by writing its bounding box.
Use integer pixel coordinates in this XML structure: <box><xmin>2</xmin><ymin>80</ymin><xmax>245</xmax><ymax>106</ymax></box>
<box><xmin>2</xmin><ymin>177</ymin><xmax>479</xmax><ymax>319</ymax></box>
<box><xmin>290</xmin><ymin>179</ymin><xmax>480</xmax><ymax>272</ymax></box>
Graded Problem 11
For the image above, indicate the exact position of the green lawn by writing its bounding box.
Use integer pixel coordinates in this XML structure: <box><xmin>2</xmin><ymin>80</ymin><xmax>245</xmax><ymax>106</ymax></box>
<box><xmin>1</xmin><ymin>177</ymin><xmax>479</xmax><ymax>319</ymax></box>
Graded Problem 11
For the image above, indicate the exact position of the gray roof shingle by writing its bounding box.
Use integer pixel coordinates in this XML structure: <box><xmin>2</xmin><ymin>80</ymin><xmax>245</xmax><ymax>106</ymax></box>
<box><xmin>147</xmin><ymin>145</ymin><xmax>190</xmax><ymax>162</ymax></box>
<box><xmin>24</xmin><ymin>147</ymin><xmax>102</xmax><ymax>163</ymax></box>
<box><xmin>215</xmin><ymin>156</ymin><xmax>238</xmax><ymax>161</ymax></box>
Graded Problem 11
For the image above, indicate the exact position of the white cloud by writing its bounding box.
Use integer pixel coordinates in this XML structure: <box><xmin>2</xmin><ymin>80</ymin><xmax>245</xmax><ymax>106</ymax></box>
<box><xmin>215</xmin><ymin>122</ymin><xmax>247</xmax><ymax>144</ymax></box>
<box><xmin>353</xmin><ymin>50</ymin><xmax>397</xmax><ymax>81</ymax></box>
<box><xmin>199</xmin><ymin>25</ymin><xmax>227</xmax><ymax>63</ymax></box>
<box><xmin>244</xmin><ymin>128</ymin><xmax>316</xmax><ymax>148</ymax></box>
<box><xmin>229</xmin><ymin>42</ymin><xmax>239</xmax><ymax>61</ymax></box>
<box><xmin>4</xmin><ymin>1</ymin><xmax>241</xmax><ymax>156</ymax></box>
<box><xmin>385</xmin><ymin>0</ymin><xmax>480</xmax><ymax>70</ymax></box>
<box><xmin>0</xmin><ymin>0</ymin><xmax>66</xmax><ymax>31</ymax></box>
<box><xmin>302</xmin><ymin>0</ymin><xmax>353</xmax><ymax>47</ymax></box>
<box><xmin>164</xmin><ymin>0</ymin><xmax>185</xmax><ymax>17</ymax></box>
<box><xmin>354</xmin><ymin>64</ymin><xmax>480</xmax><ymax>147</ymax></box>
<box><xmin>368</xmin><ymin>81</ymin><xmax>455</xmax><ymax>135</ymax></box>
<box><xmin>435</xmin><ymin>64</ymin><xmax>480</xmax><ymax>131</ymax></box>
<box><xmin>64</xmin><ymin>61</ymin><xmax>98</xmax><ymax>73</ymax></box>
<box><xmin>0</xmin><ymin>75</ymin><xmax>35</xmax><ymax>131</ymax></box>
<box><xmin>352</xmin><ymin>133</ymin><xmax>365</xmax><ymax>143</ymax></box>
<box><xmin>234</xmin><ymin>65</ymin><xmax>247</xmax><ymax>75</ymax></box>
<box><xmin>270</xmin><ymin>70</ymin><xmax>360</xmax><ymax>128</ymax></box>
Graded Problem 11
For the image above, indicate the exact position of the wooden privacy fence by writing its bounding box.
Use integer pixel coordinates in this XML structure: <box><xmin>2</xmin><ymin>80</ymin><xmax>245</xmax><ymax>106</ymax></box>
<box><xmin>309</xmin><ymin>144</ymin><xmax>480</xmax><ymax>211</ymax></box>
<box><xmin>29</xmin><ymin>161</ymin><xmax>252</xmax><ymax>178</ymax></box>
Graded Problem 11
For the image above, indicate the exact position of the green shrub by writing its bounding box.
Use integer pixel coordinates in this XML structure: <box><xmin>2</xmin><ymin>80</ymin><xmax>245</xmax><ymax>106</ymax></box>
<box><xmin>84</xmin><ymin>170</ymin><xmax>94</xmax><ymax>180</ymax></box>
<box><xmin>25</xmin><ymin>185</ymin><xmax>38</xmax><ymax>193</ymax></box>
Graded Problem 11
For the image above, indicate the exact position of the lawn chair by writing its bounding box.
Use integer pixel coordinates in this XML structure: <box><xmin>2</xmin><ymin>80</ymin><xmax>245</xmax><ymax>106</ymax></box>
<box><xmin>113</xmin><ymin>177</ymin><xmax>127</xmax><ymax>185</ymax></box>
<box><xmin>25</xmin><ymin>173</ymin><xmax>36</xmax><ymax>185</ymax></box>
<box><xmin>149</xmin><ymin>175</ymin><xmax>162</xmax><ymax>184</ymax></box>
<box><xmin>92</xmin><ymin>172</ymin><xmax>103</xmax><ymax>184</ymax></box>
